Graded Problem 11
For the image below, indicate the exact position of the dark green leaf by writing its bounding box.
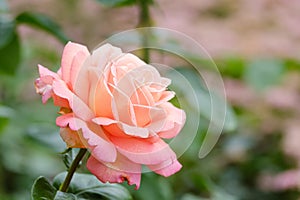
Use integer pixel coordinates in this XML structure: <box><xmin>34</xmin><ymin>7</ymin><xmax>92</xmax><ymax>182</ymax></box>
<box><xmin>95</xmin><ymin>0</ymin><xmax>136</xmax><ymax>7</ymax></box>
<box><xmin>16</xmin><ymin>12</ymin><xmax>69</xmax><ymax>44</ymax></box>
<box><xmin>0</xmin><ymin>17</ymin><xmax>15</xmax><ymax>48</ymax></box>
<box><xmin>0</xmin><ymin>32</ymin><xmax>20</xmax><ymax>75</ymax></box>
<box><xmin>243</xmin><ymin>59</ymin><xmax>285</xmax><ymax>92</ymax></box>
<box><xmin>53</xmin><ymin>172</ymin><xmax>132</xmax><ymax>200</ymax></box>
<box><xmin>31</xmin><ymin>176</ymin><xmax>57</xmax><ymax>200</ymax></box>
<box><xmin>54</xmin><ymin>191</ymin><xmax>77</xmax><ymax>200</ymax></box>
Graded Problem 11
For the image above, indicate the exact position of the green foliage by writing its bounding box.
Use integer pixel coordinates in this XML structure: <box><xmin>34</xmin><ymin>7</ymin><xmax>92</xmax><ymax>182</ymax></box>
<box><xmin>0</xmin><ymin>30</ymin><xmax>21</xmax><ymax>75</ymax></box>
<box><xmin>0</xmin><ymin>105</ymin><xmax>14</xmax><ymax>133</ymax></box>
<box><xmin>54</xmin><ymin>191</ymin><xmax>77</xmax><ymax>200</ymax></box>
<box><xmin>0</xmin><ymin>17</ymin><xmax>15</xmax><ymax>48</ymax></box>
<box><xmin>31</xmin><ymin>176</ymin><xmax>57</xmax><ymax>200</ymax></box>
<box><xmin>31</xmin><ymin>172</ymin><xmax>133</xmax><ymax>200</ymax></box>
<box><xmin>243</xmin><ymin>59</ymin><xmax>285</xmax><ymax>92</ymax></box>
<box><xmin>129</xmin><ymin>173</ymin><xmax>173</xmax><ymax>200</ymax></box>
<box><xmin>16</xmin><ymin>12</ymin><xmax>69</xmax><ymax>44</ymax></box>
<box><xmin>53</xmin><ymin>172</ymin><xmax>133</xmax><ymax>200</ymax></box>
<box><xmin>95</xmin><ymin>0</ymin><xmax>137</xmax><ymax>7</ymax></box>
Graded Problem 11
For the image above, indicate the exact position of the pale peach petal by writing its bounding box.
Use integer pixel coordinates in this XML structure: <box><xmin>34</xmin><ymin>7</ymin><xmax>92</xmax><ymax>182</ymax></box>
<box><xmin>114</xmin><ymin>54</ymin><xmax>146</xmax><ymax>72</ymax></box>
<box><xmin>158</xmin><ymin>102</ymin><xmax>186</xmax><ymax>139</ymax></box>
<box><xmin>89</xmin><ymin>43</ymin><xmax>122</xmax><ymax>70</ymax></box>
<box><xmin>131</xmin><ymin>86</ymin><xmax>154</xmax><ymax>107</ymax></box>
<box><xmin>52</xmin><ymin>79</ymin><xmax>94</xmax><ymax>121</ymax></box>
<box><xmin>38</xmin><ymin>64</ymin><xmax>60</xmax><ymax>79</ymax></box>
<box><xmin>109</xmin><ymin>83</ymin><xmax>136</xmax><ymax>125</ymax></box>
<box><xmin>148</xmin><ymin>159</ymin><xmax>182</xmax><ymax>177</ymax></box>
<box><xmin>87</xmin><ymin>154</ymin><xmax>141</xmax><ymax>189</ymax></box>
<box><xmin>119</xmin><ymin>123</ymin><xmax>149</xmax><ymax>138</ymax></box>
<box><xmin>35</xmin><ymin>78</ymin><xmax>53</xmax><ymax>103</ymax></box>
<box><xmin>56</xmin><ymin>113</ymin><xmax>74</xmax><ymax>127</ymax></box>
<box><xmin>60</xmin><ymin>127</ymin><xmax>85</xmax><ymax>148</ymax></box>
<box><xmin>57</xmin><ymin>115</ymin><xmax>117</xmax><ymax>163</ymax></box>
<box><xmin>69</xmin><ymin>50</ymin><xmax>90</xmax><ymax>89</ymax></box>
<box><xmin>61</xmin><ymin>42</ymin><xmax>89</xmax><ymax>85</ymax></box>
<box><xmin>109</xmin><ymin>136</ymin><xmax>177</xmax><ymax>165</ymax></box>
<box><xmin>73</xmin><ymin>66</ymin><xmax>90</xmax><ymax>105</ymax></box>
<box><xmin>92</xmin><ymin>117</ymin><xmax>117</xmax><ymax>125</ymax></box>
<box><xmin>35</xmin><ymin>65</ymin><xmax>60</xmax><ymax>103</ymax></box>
<box><xmin>146</xmin><ymin>106</ymin><xmax>167</xmax><ymax>133</ymax></box>
<box><xmin>93</xmin><ymin>117</ymin><xmax>148</xmax><ymax>138</ymax></box>
<box><xmin>88</xmin><ymin>68</ymin><xmax>114</xmax><ymax>118</ymax></box>
<box><xmin>132</xmin><ymin>105</ymin><xmax>151</xmax><ymax>127</ymax></box>
<box><xmin>154</xmin><ymin>91</ymin><xmax>175</xmax><ymax>105</ymax></box>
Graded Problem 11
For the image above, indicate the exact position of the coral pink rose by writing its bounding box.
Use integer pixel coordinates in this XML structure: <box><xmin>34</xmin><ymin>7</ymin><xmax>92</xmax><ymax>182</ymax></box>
<box><xmin>35</xmin><ymin>42</ymin><xmax>186</xmax><ymax>189</ymax></box>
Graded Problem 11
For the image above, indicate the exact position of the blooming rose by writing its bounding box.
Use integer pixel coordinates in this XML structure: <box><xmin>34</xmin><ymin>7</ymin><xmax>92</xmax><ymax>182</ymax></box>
<box><xmin>35</xmin><ymin>42</ymin><xmax>186</xmax><ymax>189</ymax></box>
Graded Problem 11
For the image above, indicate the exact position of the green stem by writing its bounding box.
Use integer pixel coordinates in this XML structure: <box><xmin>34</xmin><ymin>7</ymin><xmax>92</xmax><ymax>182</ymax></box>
<box><xmin>137</xmin><ymin>0</ymin><xmax>152</xmax><ymax>63</ymax></box>
<box><xmin>59</xmin><ymin>148</ymin><xmax>87</xmax><ymax>192</ymax></box>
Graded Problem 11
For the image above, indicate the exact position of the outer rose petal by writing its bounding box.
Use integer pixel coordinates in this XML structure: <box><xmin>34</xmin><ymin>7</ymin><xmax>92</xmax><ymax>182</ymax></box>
<box><xmin>35</xmin><ymin>65</ymin><xmax>58</xmax><ymax>103</ymax></box>
<box><xmin>158</xmin><ymin>102</ymin><xmax>186</xmax><ymax>139</ymax></box>
<box><xmin>52</xmin><ymin>79</ymin><xmax>94</xmax><ymax>121</ymax></box>
<box><xmin>56</xmin><ymin>114</ymin><xmax>117</xmax><ymax>163</ymax></box>
<box><xmin>148</xmin><ymin>159</ymin><xmax>182</xmax><ymax>177</ymax></box>
<box><xmin>61</xmin><ymin>42</ymin><xmax>89</xmax><ymax>86</ymax></box>
<box><xmin>60</xmin><ymin>127</ymin><xmax>85</xmax><ymax>148</ymax></box>
<box><xmin>87</xmin><ymin>154</ymin><xmax>141</xmax><ymax>189</ymax></box>
<box><xmin>38</xmin><ymin>64</ymin><xmax>60</xmax><ymax>79</ymax></box>
<box><xmin>109</xmin><ymin>135</ymin><xmax>177</xmax><ymax>165</ymax></box>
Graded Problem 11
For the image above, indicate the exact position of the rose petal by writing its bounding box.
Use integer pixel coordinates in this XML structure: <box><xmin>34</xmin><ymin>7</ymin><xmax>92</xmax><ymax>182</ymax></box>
<box><xmin>87</xmin><ymin>154</ymin><xmax>141</xmax><ymax>189</ymax></box>
<box><xmin>57</xmin><ymin>115</ymin><xmax>117</xmax><ymax>163</ymax></box>
<box><xmin>60</xmin><ymin>127</ymin><xmax>85</xmax><ymax>148</ymax></box>
<box><xmin>109</xmin><ymin>136</ymin><xmax>177</xmax><ymax>165</ymax></box>
<box><xmin>153</xmin><ymin>91</ymin><xmax>175</xmax><ymax>105</ymax></box>
<box><xmin>52</xmin><ymin>79</ymin><xmax>94</xmax><ymax>121</ymax></box>
<box><xmin>35</xmin><ymin>65</ymin><xmax>59</xmax><ymax>103</ymax></box>
<box><xmin>92</xmin><ymin>117</ymin><xmax>117</xmax><ymax>125</ymax></box>
<box><xmin>89</xmin><ymin>43</ymin><xmax>122</xmax><ymax>70</ymax></box>
<box><xmin>93</xmin><ymin>117</ymin><xmax>148</xmax><ymax>138</ymax></box>
<box><xmin>61</xmin><ymin>42</ymin><xmax>89</xmax><ymax>85</ymax></box>
<box><xmin>148</xmin><ymin>159</ymin><xmax>182</xmax><ymax>177</ymax></box>
<box><xmin>158</xmin><ymin>102</ymin><xmax>186</xmax><ymax>139</ymax></box>
<box><xmin>88</xmin><ymin>68</ymin><xmax>115</xmax><ymax>119</ymax></box>
<box><xmin>38</xmin><ymin>64</ymin><xmax>60</xmax><ymax>79</ymax></box>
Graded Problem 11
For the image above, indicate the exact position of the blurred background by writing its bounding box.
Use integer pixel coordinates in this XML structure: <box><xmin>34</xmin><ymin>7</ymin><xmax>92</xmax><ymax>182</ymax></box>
<box><xmin>1</xmin><ymin>0</ymin><xmax>300</xmax><ymax>199</ymax></box>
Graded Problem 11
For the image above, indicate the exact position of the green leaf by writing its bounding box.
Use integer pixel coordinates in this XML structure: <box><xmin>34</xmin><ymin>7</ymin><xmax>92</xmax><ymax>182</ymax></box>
<box><xmin>0</xmin><ymin>32</ymin><xmax>21</xmax><ymax>75</ymax></box>
<box><xmin>243</xmin><ymin>59</ymin><xmax>285</xmax><ymax>92</ymax></box>
<box><xmin>0</xmin><ymin>105</ymin><xmax>15</xmax><ymax>133</ymax></box>
<box><xmin>53</xmin><ymin>172</ymin><xmax>132</xmax><ymax>200</ymax></box>
<box><xmin>0</xmin><ymin>17</ymin><xmax>15</xmax><ymax>48</ymax></box>
<box><xmin>15</xmin><ymin>12</ymin><xmax>69</xmax><ymax>44</ymax></box>
<box><xmin>54</xmin><ymin>191</ymin><xmax>77</xmax><ymax>200</ymax></box>
<box><xmin>31</xmin><ymin>176</ymin><xmax>57</xmax><ymax>200</ymax></box>
<box><xmin>95</xmin><ymin>0</ymin><xmax>137</xmax><ymax>7</ymax></box>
